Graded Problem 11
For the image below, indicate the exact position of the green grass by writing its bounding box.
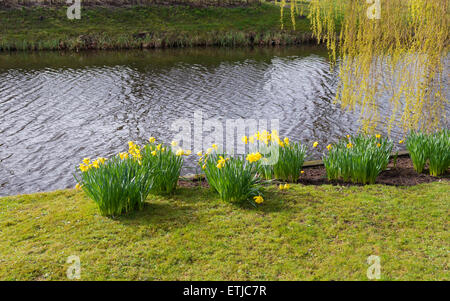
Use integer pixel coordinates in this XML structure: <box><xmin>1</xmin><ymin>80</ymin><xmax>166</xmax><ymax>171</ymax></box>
<box><xmin>0</xmin><ymin>4</ymin><xmax>313</xmax><ymax>51</ymax></box>
<box><xmin>0</xmin><ymin>182</ymin><xmax>448</xmax><ymax>280</ymax></box>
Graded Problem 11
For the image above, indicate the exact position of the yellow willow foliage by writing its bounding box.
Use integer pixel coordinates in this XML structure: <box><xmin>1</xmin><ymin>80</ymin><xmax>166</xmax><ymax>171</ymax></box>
<box><xmin>291</xmin><ymin>2</ymin><xmax>296</xmax><ymax>30</ymax></box>
<box><xmin>280</xmin><ymin>0</ymin><xmax>286</xmax><ymax>30</ymax></box>
<box><xmin>305</xmin><ymin>0</ymin><xmax>449</xmax><ymax>134</ymax></box>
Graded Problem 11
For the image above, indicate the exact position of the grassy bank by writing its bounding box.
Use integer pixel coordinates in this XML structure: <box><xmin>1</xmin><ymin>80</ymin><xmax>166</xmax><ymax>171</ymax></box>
<box><xmin>0</xmin><ymin>182</ymin><xmax>448</xmax><ymax>280</ymax></box>
<box><xmin>0</xmin><ymin>4</ymin><xmax>314</xmax><ymax>51</ymax></box>
<box><xmin>0</xmin><ymin>0</ymin><xmax>261</xmax><ymax>8</ymax></box>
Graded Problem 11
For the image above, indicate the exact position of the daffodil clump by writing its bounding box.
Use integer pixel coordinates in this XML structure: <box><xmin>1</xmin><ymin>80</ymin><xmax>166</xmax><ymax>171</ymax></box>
<box><xmin>75</xmin><ymin>143</ymin><xmax>156</xmax><ymax>217</ymax></box>
<box><xmin>199</xmin><ymin>145</ymin><xmax>263</xmax><ymax>206</ymax></box>
<box><xmin>141</xmin><ymin>138</ymin><xmax>189</xmax><ymax>195</ymax></box>
<box><xmin>427</xmin><ymin>130</ymin><xmax>450</xmax><ymax>176</ymax></box>
<box><xmin>323</xmin><ymin>134</ymin><xmax>393</xmax><ymax>184</ymax></box>
<box><xmin>75</xmin><ymin>138</ymin><xmax>191</xmax><ymax>216</ymax></box>
<box><xmin>244</xmin><ymin>130</ymin><xmax>277</xmax><ymax>180</ymax></box>
<box><xmin>271</xmin><ymin>136</ymin><xmax>307</xmax><ymax>183</ymax></box>
<box><xmin>406</xmin><ymin>130</ymin><xmax>450</xmax><ymax>176</ymax></box>
<box><xmin>242</xmin><ymin>130</ymin><xmax>308</xmax><ymax>182</ymax></box>
<box><xmin>405</xmin><ymin>131</ymin><xmax>429</xmax><ymax>174</ymax></box>
<box><xmin>198</xmin><ymin>130</ymin><xmax>311</xmax><ymax>205</ymax></box>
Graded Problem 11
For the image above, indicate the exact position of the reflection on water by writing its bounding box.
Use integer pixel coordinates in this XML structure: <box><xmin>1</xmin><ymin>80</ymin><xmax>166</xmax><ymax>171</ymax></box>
<box><xmin>0</xmin><ymin>47</ymin><xmax>440</xmax><ymax>196</ymax></box>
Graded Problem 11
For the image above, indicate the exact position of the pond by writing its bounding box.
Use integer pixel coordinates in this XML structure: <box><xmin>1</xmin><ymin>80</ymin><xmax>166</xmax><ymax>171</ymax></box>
<box><xmin>0</xmin><ymin>46</ymin><xmax>446</xmax><ymax>196</ymax></box>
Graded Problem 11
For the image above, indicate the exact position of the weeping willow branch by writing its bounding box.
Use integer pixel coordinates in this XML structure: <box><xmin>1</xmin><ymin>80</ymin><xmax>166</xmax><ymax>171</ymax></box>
<box><xmin>305</xmin><ymin>0</ymin><xmax>449</xmax><ymax>134</ymax></box>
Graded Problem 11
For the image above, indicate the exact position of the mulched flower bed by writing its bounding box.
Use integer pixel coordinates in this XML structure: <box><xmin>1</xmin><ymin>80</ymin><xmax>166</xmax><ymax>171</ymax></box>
<box><xmin>179</xmin><ymin>156</ymin><xmax>449</xmax><ymax>188</ymax></box>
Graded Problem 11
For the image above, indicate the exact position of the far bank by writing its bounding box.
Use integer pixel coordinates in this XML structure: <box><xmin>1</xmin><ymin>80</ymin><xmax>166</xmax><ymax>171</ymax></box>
<box><xmin>0</xmin><ymin>3</ymin><xmax>316</xmax><ymax>51</ymax></box>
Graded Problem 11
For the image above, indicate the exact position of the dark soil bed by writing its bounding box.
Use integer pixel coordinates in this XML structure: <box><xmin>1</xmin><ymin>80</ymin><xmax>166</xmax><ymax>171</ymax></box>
<box><xmin>179</xmin><ymin>156</ymin><xmax>449</xmax><ymax>188</ymax></box>
<box><xmin>179</xmin><ymin>177</ymin><xmax>210</xmax><ymax>189</ymax></box>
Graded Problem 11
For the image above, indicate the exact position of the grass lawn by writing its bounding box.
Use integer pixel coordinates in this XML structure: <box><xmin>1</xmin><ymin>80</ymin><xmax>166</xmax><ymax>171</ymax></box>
<box><xmin>0</xmin><ymin>3</ymin><xmax>312</xmax><ymax>50</ymax></box>
<box><xmin>0</xmin><ymin>182</ymin><xmax>448</xmax><ymax>280</ymax></box>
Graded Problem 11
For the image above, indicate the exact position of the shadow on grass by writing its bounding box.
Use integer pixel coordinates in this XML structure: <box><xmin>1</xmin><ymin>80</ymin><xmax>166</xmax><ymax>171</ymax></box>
<box><xmin>116</xmin><ymin>201</ymin><xmax>196</xmax><ymax>229</ymax></box>
<box><xmin>256</xmin><ymin>190</ymin><xmax>293</xmax><ymax>213</ymax></box>
<box><xmin>115</xmin><ymin>186</ymin><xmax>289</xmax><ymax>228</ymax></box>
<box><xmin>178</xmin><ymin>186</ymin><xmax>289</xmax><ymax>214</ymax></box>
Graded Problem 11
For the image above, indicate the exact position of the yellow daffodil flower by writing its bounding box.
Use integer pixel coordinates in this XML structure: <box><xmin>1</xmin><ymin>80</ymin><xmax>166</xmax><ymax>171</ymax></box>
<box><xmin>79</xmin><ymin>163</ymin><xmax>89</xmax><ymax>172</ymax></box>
<box><xmin>92</xmin><ymin>160</ymin><xmax>100</xmax><ymax>169</ymax></box>
<box><xmin>261</xmin><ymin>131</ymin><xmax>271</xmax><ymax>144</ymax></box>
<box><xmin>253</xmin><ymin>195</ymin><xmax>264</xmax><ymax>204</ymax></box>
<box><xmin>326</xmin><ymin>144</ymin><xmax>332</xmax><ymax>150</ymax></box>
<box><xmin>82</xmin><ymin>158</ymin><xmax>90</xmax><ymax>165</ymax></box>
<box><xmin>399</xmin><ymin>140</ymin><xmax>404</xmax><ymax>144</ymax></box>
<box><xmin>279</xmin><ymin>183</ymin><xmax>290</xmax><ymax>190</ymax></box>
<box><xmin>149</xmin><ymin>137</ymin><xmax>156</xmax><ymax>143</ymax></box>
<box><xmin>129</xmin><ymin>146</ymin><xmax>141</xmax><ymax>159</ymax></box>
<box><xmin>271</xmin><ymin>130</ymin><xmax>279</xmax><ymax>142</ymax></box>
<box><xmin>171</xmin><ymin>141</ymin><xmax>178</xmax><ymax>147</ymax></box>
<box><xmin>215</xmin><ymin>156</ymin><xmax>229</xmax><ymax>169</ymax></box>
<box><xmin>347</xmin><ymin>143</ymin><xmax>353</xmax><ymax>149</ymax></box>
<box><xmin>284</xmin><ymin>137</ymin><xmax>289</xmax><ymax>146</ymax></box>
<box><xmin>151</xmin><ymin>151</ymin><xmax>157</xmax><ymax>156</ymax></box>
<box><xmin>255</xmin><ymin>131</ymin><xmax>261</xmax><ymax>141</ymax></box>
<box><xmin>246</xmin><ymin>152</ymin><xmax>262</xmax><ymax>163</ymax></box>
<box><xmin>219</xmin><ymin>156</ymin><xmax>229</xmax><ymax>163</ymax></box>
<box><xmin>313</xmin><ymin>141</ymin><xmax>319</xmax><ymax>148</ymax></box>
<box><xmin>119</xmin><ymin>152</ymin><xmax>129</xmax><ymax>160</ymax></box>
<box><xmin>376</xmin><ymin>134</ymin><xmax>381</xmax><ymax>139</ymax></box>
<box><xmin>242</xmin><ymin>136</ymin><xmax>248</xmax><ymax>145</ymax></box>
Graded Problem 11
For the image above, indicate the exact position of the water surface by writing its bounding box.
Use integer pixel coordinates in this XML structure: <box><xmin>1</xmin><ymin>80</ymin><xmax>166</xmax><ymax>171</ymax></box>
<box><xmin>0</xmin><ymin>47</ymin><xmax>444</xmax><ymax>196</ymax></box>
